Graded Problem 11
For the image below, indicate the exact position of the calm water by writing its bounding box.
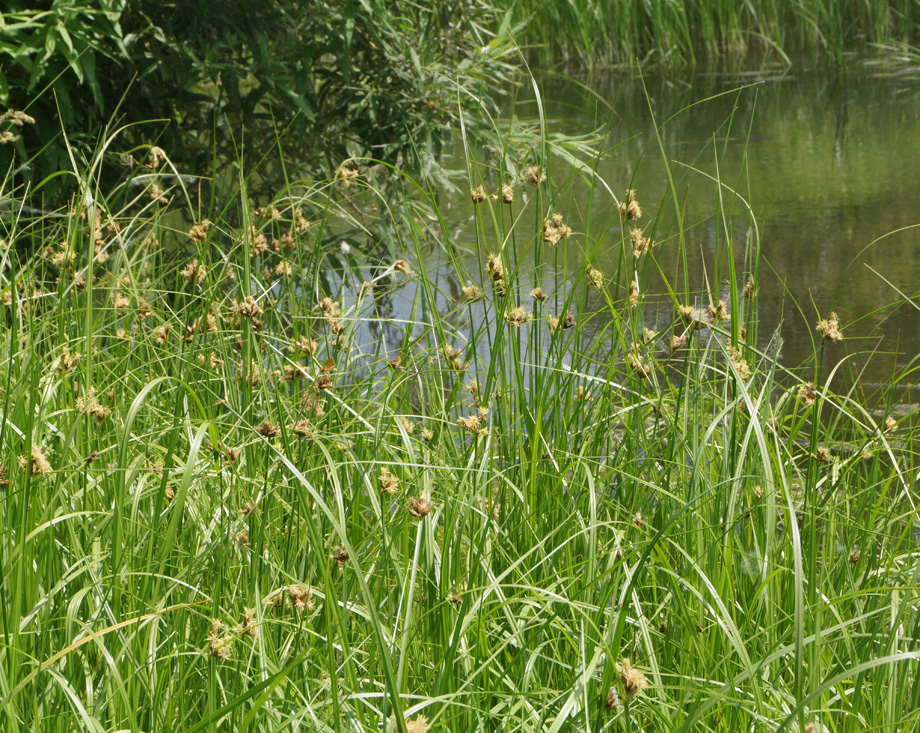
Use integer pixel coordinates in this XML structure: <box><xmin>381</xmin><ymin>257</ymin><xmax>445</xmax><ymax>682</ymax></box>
<box><xmin>420</xmin><ymin>63</ymin><xmax>920</xmax><ymax>395</ymax></box>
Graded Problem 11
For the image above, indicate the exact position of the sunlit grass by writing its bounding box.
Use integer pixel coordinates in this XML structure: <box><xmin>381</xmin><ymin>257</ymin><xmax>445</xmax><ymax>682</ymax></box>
<box><xmin>0</xmin><ymin>100</ymin><xmax>919</xmax><ymax>733</ymax></box>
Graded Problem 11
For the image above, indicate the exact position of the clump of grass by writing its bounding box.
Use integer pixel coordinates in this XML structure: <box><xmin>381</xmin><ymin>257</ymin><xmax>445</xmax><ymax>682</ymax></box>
<box><xmin>0</xmin><ymin>96</ymin><xmax>919</xmax><ymax>733</ymax></box>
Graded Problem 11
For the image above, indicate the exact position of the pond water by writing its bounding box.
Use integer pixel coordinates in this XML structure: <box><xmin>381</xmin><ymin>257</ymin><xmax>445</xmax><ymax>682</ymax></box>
<box><xmin>417</xmin><ymin>62</ymin><xmax>920</xmax><ymax>398</ymax></box>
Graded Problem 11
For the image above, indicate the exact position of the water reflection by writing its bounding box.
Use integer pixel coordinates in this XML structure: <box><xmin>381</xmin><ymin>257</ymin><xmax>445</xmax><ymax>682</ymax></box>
<box><xmin>426</xmin><ymin>64</ymin><xmax>920</xmax><ymax>393</ymax></box>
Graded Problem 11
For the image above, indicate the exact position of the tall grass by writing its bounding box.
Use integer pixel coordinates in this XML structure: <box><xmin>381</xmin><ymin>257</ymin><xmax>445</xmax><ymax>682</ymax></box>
<box><xmin>505</xmin><ymin>0</ymin><xmax>920</xmax><ymax>67</ymax></box>
<box><xmin>0</xmin><ymin>91</ymin><xmax>919</xmax><ymax>732</ymax></box>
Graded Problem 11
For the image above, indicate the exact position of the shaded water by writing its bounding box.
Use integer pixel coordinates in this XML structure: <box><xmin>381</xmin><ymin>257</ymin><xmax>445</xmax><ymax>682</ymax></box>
<box><xmin>420</xmin><ymin>63</ymin><xmax>920</xmax><ymax>396</ymax></box>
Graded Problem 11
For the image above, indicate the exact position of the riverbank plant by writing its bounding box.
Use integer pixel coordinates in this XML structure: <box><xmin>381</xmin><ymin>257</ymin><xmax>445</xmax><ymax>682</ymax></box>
<box><xmin>0</xmin><ymin>90</ymin><xmax>919</xmax><ymax>733</ymax></box>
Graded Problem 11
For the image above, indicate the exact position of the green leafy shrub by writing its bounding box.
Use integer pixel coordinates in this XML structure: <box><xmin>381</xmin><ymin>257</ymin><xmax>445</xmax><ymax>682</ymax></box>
<box><xmin>0</xmin><ymin>0</ymin><xmax>519</xmax><ymax>199</ymax></box>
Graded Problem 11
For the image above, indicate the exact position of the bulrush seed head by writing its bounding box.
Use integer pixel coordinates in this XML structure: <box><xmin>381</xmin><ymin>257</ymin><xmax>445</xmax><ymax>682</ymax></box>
<box><xmin>586</xmin><ymin>266</ymin><xmax>604</xmax><ymax>289</ymax></box>
<box><xmin>530</xmin><ymin>287</ymin><xmax>546</xmax><ymax>302</ymax></box>
<box><xmin>470</xmin><ymin>185</ymin><xmax>487</xmax><ymax>203</ymax></box>
<box><xmin>233</xmin><ymin>295</ymin><xmax>262</xmax><ymax>320</ymax></box>
<box><xmin>620</xmin><ymin>658</ymin><xmax>648</xmax><ymax>698</ymax></box>
<box><xmin>548</xmin><ymin>312</ymin><xmax>575</xmax><ymax>332</ymax></box>
<box><xmin>486</xmin><ymin>253</ymin><xmax>504</xmax><ymax>282</ymax></box>
<box><xmin>501</xmin><ymin>184</ymin><xmax>514</xmax><ymax>204</ymax></box>
<box><xmin>542</xmin><ymin>214</ymin><xmax>572</xmax><ymax>245</ymax></box>
<box><xmin>188</xmin><ymin>219</ymin><xmax>212</xmax><ymax>243</ymax></box>
<box><xmin>708</xmin><ymin>300</ymin><xmax>728</xmax><ymax>323</ymax></box>
<box><xmin>619</xmin><ymin>189</ymin><xmax>642</xmax><ymax>220</ymax></box>
<box><xmin>256</xmin><ymin>419</ymin><xmax>280</xmax><ymax>437</ymax></box>
<box><xmin>288</xmin><ymin>585</ymin><xmax>315</xmax><ymax>611</ymax></box>
<box><xmin>631</xmin><ymin>226</ymin><xmax>651</xmax><ymax>257</ymax></box>
<box><xmin>207</xmin><ymin>620</ymin><xmax>233</xmax><ymax>660</ymax></box>
<box><xmin>461</xmin><ymin>283</ymin><xmax>484</xmax><ymax>301</ymax></box>
<box><xmin>405</xmin><ymin>716</ymin><xmax>430</xmax><ymax>733</ymax></box>
<box><xmin>797</xmin><ymin>382</ymin><xmax>818</xmax><ymax>406</ymax></box>
<box><xmin>407</xmin><ymin>488</ymin><xmax>433</xmax><ymax>518</ymax></box>
<box><xmin>816</xmin><ymin>311</ymin><xmax>843</xmax><ymax>342</ymax></box>
<box><xmin>76</xmin><ymin>387</ymin><xmax>111</xmax><ymax>422</ymax></box>
<box><xmin>235</xmin><ymin>608</ymin><xmax>258</xmax><ymax>639</ymax></box>
<box><xmin>19</xmin><ymin>446</ymin><xmax>52</xmax><ymax>476</ymax></box>
<box><xmin>379</xmin><ymin>467</ymin><xmax>399</xmax><ymax>493</ymax></box>
<box><xmin>336</xmin><ymin>163</ymin><xmax>359</xmax><ymax>185</ymax></box>
<box><xmin>504</xmin><ymin>306</ymin><xmax>531</xmax><ymax>325</ymax></box>
<box><xmin>524</xmin><ymin>165</ymin><xmax>546</xmax><ymax>186</ymax></box>
<box><xmin>180</xmin><ymin>259</ymin><xmax>207</xmax><ymax>285</ymax></box>
<box><xmin>392</xmin><ymin>259</ymin><xmax>411</xmax><ymax>275</ymax></box>
<box><xmin>726</xmin><ymin>345</ymin><xmax>751</xmax><ymax>379</ymax></box>
<box><xmin>743</xmin><ymin>278</ymin><xmax>757</xmax><ymax>301</ymax></box>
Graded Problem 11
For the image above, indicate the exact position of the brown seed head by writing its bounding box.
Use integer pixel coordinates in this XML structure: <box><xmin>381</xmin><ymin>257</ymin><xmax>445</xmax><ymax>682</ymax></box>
<box><xmin>620</xmin><ymin>658</ymin><xmax>648</xmax><ymax>698</ymax></box>
<box><xmin>407</xmin><ymin>488</ymin><xmax>433</xmax><ymax>518</ymax></box>
<box><xmin>816</xmin><ymin>312</ymin><xmax>843</xmax><ymax>342</ymax></box>
<box><xmin>524</xmin><ymin>165</ymin><xmax>546</xmax><ymax>187</ymax></box>
<box><xmin>619</xmin><ymin>189</ymin><xmax>642</xmax><ymax>220</ymax></box>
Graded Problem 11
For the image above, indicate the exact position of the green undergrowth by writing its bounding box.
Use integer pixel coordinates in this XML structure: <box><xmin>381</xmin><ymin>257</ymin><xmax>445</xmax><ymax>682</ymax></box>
<box><xmin>0</xmin><ymin>105</ymin><xmax>919</xmax><ymax>733</ymax></box>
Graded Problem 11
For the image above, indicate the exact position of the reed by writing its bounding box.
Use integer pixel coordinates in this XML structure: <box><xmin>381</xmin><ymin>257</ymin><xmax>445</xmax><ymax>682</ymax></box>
<box><xmin>0</xmin><ymin>86</ymin><xmax>918</xmax><ymax>731</ymax></box>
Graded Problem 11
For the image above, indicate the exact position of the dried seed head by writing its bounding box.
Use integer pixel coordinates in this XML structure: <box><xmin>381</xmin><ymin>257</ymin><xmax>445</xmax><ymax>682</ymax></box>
<box><xmin>379</xmin><ymin>467</ymin><xmax>399</xmax><ymax>493</ymax></box>
<box><xmin>76</xmin><ymin>387</ymin><xmax>111</xmax><ymax>422</ymax></box>
<box><xmin>885</xmin><ymin>415</ymin><xmax>898</xmax><ymax>432</ymax></box>
<box><xmin>152</xmin><ymin>325</ymin><xmax>170</xmax><ymax>344</ymax></box>
<box><xmin>678</xmin><ymin>304</ymin><xmax>705</xmax><ymax>330</ymax></box>
<box><xmin>726</xmin><ymin>345</ymin><xmax>751</xmax><ymax>379</ymax></box>
<box><xmin>188</xmin><ymin>219</ymin><xmax>212</xmax><ymax>243</ymax></box>
<box><xmin>147</xmin><ymin>146</ymin><xmax>167</xmax><ymax>169</ymax></box>
<box><xmin>816</xmin><ymin>311</ymin><xmax>843</xmax><ymax>342</ymax></box>
<box><xmin>524</xmin><ymin>165</ymin><xmax>546</xmax><ymax>187</ymax></box>
<box><xmin>503</xmin><ymin>305</ymin><xmax>531</xmax><ymax>325</ymax></box>
<box><xmin>235</xmin><ymin>608</ymin><xmax>258</xmax><ymax>639</ymax></box>
<box><xmin>333</xmin><ymin>545</ymin><xmax>349</xmax><ymax>566</ymax></box>
<box><xmin>628</xmin><ymin>281</ymin><xmax>639</xmax><ymax>306</ymax></box>
<box><xmin>471</xmin><ymin>185</ymin><xmax>487</xmax><ymax>203</ymax></box>
<box><xmin>180</xmin><ymin>259</ymin><xmax>207</xmax><ymax>285</ymax></box>
<box><xmin>336</xmin><ymin>163</ymin><xmax>359</xmax><ymax>185</ymax></box>
<box><xmin>19</xmin><ymin>446</ymin><xmax>52</xmax><ymax>476</ymax></box>
<box><xmin>458</xmin><ymin>413</ymin><xmax>488</xmax><ymax>436</ymax></box>
<box><xmin>743</xmin><ymin>278</ymin><xmax>757</xmax><ymax>301</ymax></box>
<box><xmin>501</xmin><ymin>184</ymin><xmax>514</xmax><ymax>204</ymax></box>
<box><xmin>530</xmin><ymin>287</ymin><xmax>546</xmax><ymax>302</ymax></box>
<box><xmin>233</xmin><ymin>295</ymin><xmax>262</xmax><ymax>320</ymax></box>
<box><xmin>671</xmin><ymin>334</ymin><xmax>687</xmax><ymax>351</ymax></box>
<box><xmin>486</xmin><ymin>253</ymin><xmax>504</xmax><ymax>282</ymax></box>
<box><xmin>256</xmin><ymin>419</ymin><xmax>280</xmax><ymax>437</ymax></box>
<box><xmin>1</xmin><ymin>109</ymin><xmax>35</xmax><ymax>127</ymax></box>
<box><xmin>631</xmin><ymin>226</ymin><xmax>651</xmax><ymax>257</ymax></box>
<box><xmin>290</xmin><ymin>336</ymin><xmax>318</xmax><ymax>355</ymax></box>
<box><xmin>207</xmin><ymin>620</ymin><xmax>233</xmax><ymax>659</ymax></box>
<box><xmin>627</xmin><ymin>345</ymin><xmax>652</xmax><ymax>378</ymax></box>
<box><xmin>248</xmin><ymin>226</ymin><xmax>268</xmax><ymax>257</ymax></box>
<box><xmin>708</xmin><ymin>300</ymin><xmax>728</xmax><ymax>323</ymax></box>
<box><xmin>288</xmin><ymin>585</ymin><xmax>315</xmax><ymax>611</ymax></box>
<box><xmin>620</xmin><ymin>658</ymin><xmax>648</xmax><ymax>698</ymax></box>
<box><xmin>813</xmin><ymin>446</ymin><xmax>832</xmax><ymax>462</ymax></box>
<box><xmin>797</xmin><ymin>382</ymin><xmax>818</xmax><ymax>406</ymax></box>
<box><xmin>586</xmin><ymin>266</ymin><xmax>604</xmax><ymax>289</ymax></box>
<box><xmin>392</xmin><ymin>259</ymin><xmax>411</xmax><ymax>275</ymax></box>
<box><xmin>461</xmin><ymin>283</ymin><xmax>484</xmax><ymax>301</ymax></box>
<box><xmin>405</xmin><ymin>716</ymin><xmax>430</xmax><ymax>733</ymax></box>
<box><xmin>618</xmin><ymin>189</ymin><xmax>642</xmax><ymax>220</ymax></box>
<box><xmin>542</xmin><ymin>215</ymin><xmax>572</xmax><ymax>245</ymax></box>
<box><xmin>149</xmin><ymin>183</ymin><xmax>169</xmax><ymax>204</ymax></box>
<box><xmin>407</xmin><ymin>488</ymin><xmax>433</xmax><ymax>518</ymax></box>
<box><xmin>548</xmin><ymin>311</ymin><xmax>576</xmax><ymax>332</ymax></box>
